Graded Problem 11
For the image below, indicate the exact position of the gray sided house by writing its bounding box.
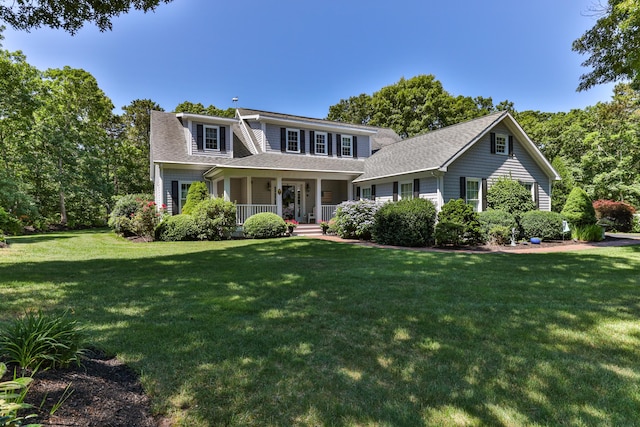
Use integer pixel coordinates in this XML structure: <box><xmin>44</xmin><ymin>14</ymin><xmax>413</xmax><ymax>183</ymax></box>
<box><xmin>150</xmin><ymin>109</ymin><xmax>559</xmax><ymax>224</ymax></box>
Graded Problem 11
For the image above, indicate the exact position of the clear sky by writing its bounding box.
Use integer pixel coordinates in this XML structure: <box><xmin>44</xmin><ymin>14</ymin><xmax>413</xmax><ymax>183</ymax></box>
<box><xmin>1</xmin><ymin>0</ymin><xmax>617</xmax><ymax>118</ymax></box>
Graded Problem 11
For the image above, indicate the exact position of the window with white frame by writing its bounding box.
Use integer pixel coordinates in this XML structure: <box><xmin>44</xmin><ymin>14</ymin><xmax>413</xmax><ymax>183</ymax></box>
<box><xmin>466</xmin><ymin>178</ymin><xmax>480</xmax><ymax>212</ymax></box>
<box><xmin>522</xmin><ymin>182</ymin><xmax>535</xmax><ymax>201</ymax></box>
<box><xmin>287</xmin><ymin>129</ymin><xmax>300</xmax><ymax>153</ymax></box>
<box><xmin>341</xmin><ymin>135</ymin><xmax>353</xmax><ymax>157</ymax></box>
<box><xmin>495</xmin><ymin>133</ymin><xmax>508</xmax><ymax>155</ymax></box>
<box><xmin>400</xmin><ymin>182</ymin><xmax>413</xmax><ymax>200</ymax></box>
<box><xmin>361</xmin><ymin>187</ymin><xmax>371</xmax><ymax>200</ymax></box>
<box><xmin>315</xmin><ymin>132</ymin><xmax>327</xmax><ymax>155</ymax></box>
<box><xmin>204</xmin><ymin>125</ymin><xmax>219</xmax><ymax>150</ymax></box>
<box><xmin>179</xmin><ymin>181</ymin><xmax>193</xmax><ymax>213</ymax></box>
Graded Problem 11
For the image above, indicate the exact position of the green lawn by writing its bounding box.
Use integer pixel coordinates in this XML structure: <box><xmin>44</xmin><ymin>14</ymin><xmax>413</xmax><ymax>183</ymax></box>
<box><xmin>1</xmin><ymin>230</ymin><xmax>640</xmax><ymax>426</ymax></box>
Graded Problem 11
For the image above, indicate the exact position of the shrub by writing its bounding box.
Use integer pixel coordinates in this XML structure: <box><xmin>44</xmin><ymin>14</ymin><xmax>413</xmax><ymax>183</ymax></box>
<box><xmin>487</xmin><ymin>225</ymin><xmax>512</xmax><ymax>245</ymax></box>
<box><xmin>0</xmin><ymin>206</ymin><xmax>22</xmax><ymax>235</ymax></box>
<box><xmin>108</xmin><ymin>193</ymin><xmax>154</xmax><ymax>237</ymax></box>
<box><xmin>0</xmin><ymin>362</ymin><xmax>39</xmax><ymax>426</ymax></box>
<box><xmin>372</xmin><ymin>198</ymin><xmax>437</xmax><ymax>247</ymax></box>
<box><xmin>333</xmin><ymin>199</ymin><xmax>380</xmax><ymax>240</ymax></box>
<box><xmin>191</xmin><ymin>198</ymin><xmax>237</xmax><ymax>241</ymax></box>
<box><xmin>0</xmin><ymin>311</ymin><xmax>86</xmax><ymax>371</ymax></box>
<box><xmin>478</xmin><ymin>209</ymin><xmax>517</xmax><ymax>239</ymax></box>
<box><xmin>243</xmin><ymin>212</ymin><xmax>286</xmax><ymax>239</ymax></box>
<box><xmin>571</xmin><ymin>224</ymin><xmax>604</xmax><ymax>242</ymax></box>
<box><xmin>592</xmin><ymin>199</ymin><xmax>636</xmax><ymax>232</ymax></box>
<box><xmin>486</xmin><ymin>177</ymin><xmax>536</xmax><ymax>220</ymax></box>
<box><xmin>520</xmin><ymin>210</ymin><xmax>565</xmax><ymax>240</ymax></box>
<box><xmin>181</xmin><ymin>182</ymin><xmax>209</xmax><ymax>215</ymax></box>
<box><xmin>633</xmin><ymin>215</ymin><xmax>640</xmax><ymax>233</ymax></box>
<box><xmin>561</xmin><ymin>187</ymin><xmax>596</xmax><ymax>227</ymax></box>
<box><xmin>155</xmin><ymin>214</ymin><xmax>199</xmax><ymax>241</ymax></box>
<box><xmin>434</xmin><ymin>221</ymin><xmax>465</xmax><ymax>246</ymax></box>
<box><xmin>437</xmin><ymin>199</ymin><xmax>483</xmax><ymax>245</ymax></box>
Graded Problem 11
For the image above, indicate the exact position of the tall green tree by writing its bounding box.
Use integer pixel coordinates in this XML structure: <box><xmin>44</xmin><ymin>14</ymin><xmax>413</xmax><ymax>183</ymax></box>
<box><xmin>174</xmin><ymin>101</ymin><xmax>234</xmax><ymax>118</ymax></box>
<box><xmin>0</xmin><ymin>0</ymin><xmax>174</xmax><ymax>34</ymax></box>
<box><xmin>573</xmin><ymin>0</ymin><xmax>640</xmax><ymax>90</ymax></box>
<box><xmin>327</xmin><ymin>93</ymin><xmax>373</xmax><ymax>125</ymax></box>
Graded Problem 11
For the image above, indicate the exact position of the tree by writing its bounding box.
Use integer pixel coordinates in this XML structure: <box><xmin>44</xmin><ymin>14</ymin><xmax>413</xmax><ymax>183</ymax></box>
<box><xmin>573</xmin><ymin>0</ymin><xmax>640</xmax><ymax>90</ymax></box>
<box><xmin>326</xmin><ymin>93</ymin><xmax>373</xmax><ymax>124</ymax></box>
<box><xmin>561</xmin><ymin>187</ymin><xmax>597</xmax><ymax>226</ymax></box>
<box><xmin>173</xmin><ymin>101</ymin><xmax>235</xmax><ymax>118</ymax></box>
<box><xmin>0</xmin><ymin>0</ymin><xmax>174</xmax><ymax>34</ymax></box>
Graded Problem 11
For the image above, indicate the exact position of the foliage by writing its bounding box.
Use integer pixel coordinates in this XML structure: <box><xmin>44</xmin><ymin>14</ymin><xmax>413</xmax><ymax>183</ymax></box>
<box><xmin>632</xmin><ymin>215</ymin><xmax>640</xmax><ymax>232</ymax></box>
<box><xmin>486</xmin><ymin>177</ymin><xmax>536</xmax><ymax>220</ymax></box>
<box><xmin>0</xmin><ymin>0</ymin><xmax>174</xmax><ymax>34</ymax></box>
<box><xmin>561</xmin><ymin>187</ymin><xmax>597</xmax><ymax>227</ymax></box>
<box><xmin>191</xmin><ymin>198</ymin><xmax>236</xmax><ymax>241</ymax></box>
<box><xmin>333</xmin><ymin>199</ymin><xmax>381</xmax><ymax>240</ymax></box>
<box><xmin>486</xmin><ymin>225</ymin><xmax>512</xmax><ymax>246</ymax></box>
<box><xmin>154</xmin><ymin>214</ymin><xmax>199</xmax><ymax>242</ymax></box>
<box><xmin>181</xmin><ymin>182</ymin><xmax>209</xmax><ymax>215</ymax></box>
<box><xmin>0</xmin><ymin>311</ymin><xmax>85</xmax><ymax>371</ymax></box>
<box><xmin>550</xmin><ymin>156</ymin><xmax>576</xmax><ymax>212</ymax></box>
<box><xmin>477</xmin><ymin>209</ymin><xmax>517</xmax><ymax>239</ymax></box>
<box><xmin>284</xmin><ymin>220</ymin><xmax>298</xmax><ymax>231</ymax></box>
<box><xmin>572</xmin><ymin>0</ymin><xmax>640</xmax><ymax>91</ymax></box>
<box><xmin>0</xmin><ymin>363</ymin><xmax>40</xmax><ymax>427</ymax></box>
<box><xmin>108</xmin><ymin>193</ymin><xmax>155</xmax><ymax>237</ymax></box>
<box><xmin>593</xmin><ymin>199</ymin><xmax>636</xmax><ymax>232</ymax></box>
<box><xmin>434</xmin><ymin>221</ymin><xmax>465</xmax><ymax>247</ymax></box>
<box><xmin>520</xmin><ymin>210</ymin><xmax>565</xmax><ymax>240</ymax></box>
<box><xmin>571</xmin><ymin>224</ymin><xmax>605</xmax><ymax>242</ymax></box>
<box><xmin>173</xmin><ymin>101</ymin><xmax>235</xmax><ymax>118</ymax></box>
<box><xmin>319</xmin><ymin>221</ymin><xmax>330</xmax><ymax>233</ymax></box>
<box><xmin>0</xmin><ymin>208</ymin><xmax>21</xmax><ymax>236</ymax></box>
<box><xmin>372</xmin><ymin>198</ymin><xmax>437</xmax><ymax>247</ymax></box>
<box><xmin>437</xmin><ymin>199</ymin><xmax>483</xmax><ymax>245</ymax></box>
<box><xmin>243</xmin><ymin>212</ymin><xmax>286</xmax><ymax>239</ymax></box>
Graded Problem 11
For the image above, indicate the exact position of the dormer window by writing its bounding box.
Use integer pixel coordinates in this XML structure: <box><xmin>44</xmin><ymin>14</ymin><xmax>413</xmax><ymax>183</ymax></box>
<box><xmin>205</xmin><ymin>125</ymin><xmax>219</xmax><ymax>150</ymax></box>
<box><xmin>287</xmin><ymin>129</ymin><xmax>300</xmax><ymax>153</ymax></box>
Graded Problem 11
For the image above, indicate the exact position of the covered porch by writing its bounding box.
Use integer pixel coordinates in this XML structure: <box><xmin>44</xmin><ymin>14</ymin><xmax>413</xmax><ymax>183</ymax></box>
<box><xmin>204</xmin><ymin>166</ymin><xmax>358</xmax><ymax>224</ymax></box>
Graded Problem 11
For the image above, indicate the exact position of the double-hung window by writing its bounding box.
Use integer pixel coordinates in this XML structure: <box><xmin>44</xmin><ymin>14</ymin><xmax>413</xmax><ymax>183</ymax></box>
<box><xmin>400</xmin><ymin>182</ymin><xmax>413</xmax><ymax>200</ymax></box>
<box><xmin>361</xmin><ymin>187</ymin><xmax>371</xmax><ymax>200</ymax></box>
<box><xmin>495</xmin><ymin>133</ymin><xmax>507</xmax><ymax>155</ymax></box>
<box><xmin>315</xmin><ymin>132</ymin><xmax>327</xmax><ymax>155</ymax></box>
<box><xmin>204</xmin><ymin>125</ymin><xmax>219</xmax><ymax>150</ymax></box>
<box><xmin>466</xmin><ymin>178</ymin><xmax>480</xmax><ymax>212</ymax></box>
<box><xmin>341</xmin><ymin>135</ymin><xmax>353</xmax><ymax>157</ymax></box>
<box><xmin>179</xmin><ymin>181</ymin><xmax>193</xmax><ymax>213</ymax></box>
<box><xmin>287</xmin><ymin>129</ymin><xmax>300</xmax><ymax>153</ymax></box>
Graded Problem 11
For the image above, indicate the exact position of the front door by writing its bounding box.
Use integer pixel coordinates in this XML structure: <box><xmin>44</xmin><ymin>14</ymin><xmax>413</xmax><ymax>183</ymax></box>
<box><xmin>282</xmin><ymin>183</ymin><xmax>303</xmax><ymax>222</ymax></box>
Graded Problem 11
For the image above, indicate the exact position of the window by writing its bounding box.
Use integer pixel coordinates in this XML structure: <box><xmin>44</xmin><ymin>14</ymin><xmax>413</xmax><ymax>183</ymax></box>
<box><xmin>466</xmin><ymin>178</ymin><xmax>480</xmax><ymax>212</ymax></box>
<box><xmin>522</xmin><ymin>182</ymin><xmax>535</xmax><ymax>201</ymax></box>
<box><xmin>341</xmin><ymin>135</ymin><xmax>352</xmax><ymax>157</ymax></box>
<box><xmin>204</xmin><ymin>125</ymin><xmax>219</xmax><ymax>150</ymax></box>
<box><xmin>315</xmin><ymin>132</ymin><xmax>327</xmax><ymax>155</ymax></box>
<box><xmin>179</xmin><ymin>181</ymin><xmax>193</xmax><ymax>213</ymax></box>
<box><xmin>287</xmin><ymin>129</ymin><xmax>300</xmax><ymax>153</ymax></box>
<box><xmin>400</xmin><ymin>182</ymin><xmax>413</xmax><ymax>200</ymax></box>
<box><xmin>361</xmin><ymin>187</ymin><xmax>371</xmax><ymax>200</ymax></box>
<box><xmin>495</xmin><ymin>133</ymin><xmax>507</xmax><ymax>155</ymax></box>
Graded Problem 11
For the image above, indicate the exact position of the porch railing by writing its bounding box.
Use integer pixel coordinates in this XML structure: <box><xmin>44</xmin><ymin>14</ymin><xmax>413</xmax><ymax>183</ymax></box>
<box><xmin>321</xmin><ymin>204</ymin><xmax>338</xmax><ymax>222</ymax></box>
<box><xmin>236</xmin><ymin>204</ymin><xmax>277</xmax><ymax>224</ymax></box>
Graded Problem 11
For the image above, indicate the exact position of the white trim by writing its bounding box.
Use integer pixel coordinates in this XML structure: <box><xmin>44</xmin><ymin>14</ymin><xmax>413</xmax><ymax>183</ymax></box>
<box><xmin>204</xmin><ymin>125</ymin><xmax>220</xmax><ymax>151</ymax></box>
<box><xmin>286</xmin><ymin>128</ymin><xmax>301</xmax><ymax>153</ymax></box>
<box><xmin>341</xmin><ymin>135</ymin><xmax>353</xmax><ymax>157</ymax></box>
<box><xmin>314</xmin><ymin>131</ymin><xmax>328</xmax><ymax>155</ymax></box>
<box><xmin>176</xmin><ymin>112</ymin><xmax>238</xmax><ymax>125</ymax></box>
<box><xmin>237</xmin><ymin>113</ymin><xmax>377</xmax><ymax>135</ymax></box>
<box><xmin>178</xmin><ymin>180</ymin><xmax>194</xmax><ymax>213</ymax></box>
<box><xmin>353</xmin><ymin>167</ymin><xmax>439</xmax><ymax>183</ymax></box>
<box><xmin>465</xmin><ymin>177</ymin><xmax>482</xmax><ymax>212</ymax></box>
<box><xmin>399</xmin><ymin>180</ymin><xmax>413</xmax><ymax>200</ymax></box>
<box><xmin>361</xmin><ymin>187</ymin><xmax>372</xmax><ymax>200</ymax></box>
<box><xmin>495</xmin><ymin>133</ymin><xmax>508</xmax><ymax>155</ymax></box>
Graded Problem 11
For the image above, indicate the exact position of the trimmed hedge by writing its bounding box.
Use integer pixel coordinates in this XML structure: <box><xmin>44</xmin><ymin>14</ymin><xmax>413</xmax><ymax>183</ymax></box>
<box><xmin>436</xmin><ymin>199</ymin><xmax>482</xmax><ymax>245</ymax></box>
<box><xmin>478</xmin><ymin>209</ymin><xmax>517</xmax><ymax>238</ymax></box>
<box><xmin>182</xmin><ymin>182</ymin><xmax>209</xmax><ymax>215</ymax></box>
<box><xmin>561</xmin><ymin>187</ymin><xmax>596</xmax><ymax>227</ymax></box>
<box><xmin>243</xmin><ymin>212</ymin><xmax>286</xmax><ymax>239</ymax></box>
<box><xmin>372</xmin><ymin>198</ymin><xmax>436</xmax><ymax>247</ymax></box>
<box><xmin>191</xmin><ymin>198</ymin><xmax>237</xmax><ymax>241</ymax></box>
<box><xmin>155</xmin><ymin>214</ymin><xmax>199</xmax><ymax>241</ymax></box>
<box><xmin>520</xmin><ymin>210</ymin><xmax>565</xmax><ymax>240</ymax></box>
<box><xmin>593</xmin><ymin>199</ymin><xmax>636</xmax><ymax>232</ymax></box>
<box><xmin>486</xmin><ymin>177</ymin><xmax>536</xmax><ymax>220</ymax></box>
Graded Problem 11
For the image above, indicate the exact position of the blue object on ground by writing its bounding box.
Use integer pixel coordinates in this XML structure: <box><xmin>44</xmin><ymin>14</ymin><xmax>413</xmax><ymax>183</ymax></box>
<box><xmin>530</xmin><ymin>237</ymin><xmax>541</xmax><ymax>244</ymax></box>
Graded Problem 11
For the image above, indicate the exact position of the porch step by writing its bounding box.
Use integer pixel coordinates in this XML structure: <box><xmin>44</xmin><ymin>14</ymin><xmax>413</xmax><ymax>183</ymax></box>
<box><xmin>294</xmin><ymin>224</ymin><xmax>324</xmax><ymax>237</ymax></box>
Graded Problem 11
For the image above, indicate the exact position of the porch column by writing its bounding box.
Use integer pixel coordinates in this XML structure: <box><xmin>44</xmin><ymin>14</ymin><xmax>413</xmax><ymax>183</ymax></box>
<box><xmin>315</xmin><ymin>178</ymin><xmax>322</xmax><ymax>222</ymax></box>
<box><xmin>223</xmin><ymin>177</ymin><xmax>231</xmax><ymax>202</ymax></box>
<box><xmin>246</xmin><ymin>177</ymin><xmax>252</xmax><ymax>204</ymax></box>
<box><xmin>347</xmin><ymin>181</ymin><xmax>353</xmax><ymax>201</ymax></box>
<box><xmin>276</xmin><ymin>176</ymin><xmax>283</xmax><ymax>217</ymax></box>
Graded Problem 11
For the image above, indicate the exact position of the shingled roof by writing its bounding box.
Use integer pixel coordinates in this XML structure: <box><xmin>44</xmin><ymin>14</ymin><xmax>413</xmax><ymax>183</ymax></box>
<box><xmin>354</xmin><ymin>112</ymin><xmax>509</xmax><ymax>182</ymax></box>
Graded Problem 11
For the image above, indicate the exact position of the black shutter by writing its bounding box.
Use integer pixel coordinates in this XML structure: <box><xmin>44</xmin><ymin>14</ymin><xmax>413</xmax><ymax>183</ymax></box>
<box><xmin>413</xmin><ymin>178</ymin><xmax>420</xmax><ymax>199</ymax></box>
<box><xmin>280</xmin><ymin>127</ymin><xmax>286</xmax><ymax>152</ymax></box>
<box><xmin>460</xmin><ymin>176</ymin><xmax>466</xmax><ymax>200</ymax></box>
<box><xmin>490</xmin><ymin>132</ymin><xmax>496</xmax><ymax>154</ymax></box>
<box><xmin>220</xmin><ymin>126</ymin><xmax>226</xmax><ymax>153</ymax></box>
<box><xmin>300</xmin><ymin>130</ymin><xmax>305</xmax><ymax>154</ymax></box>
<box><xmin>393</xmin><ymin>181</ymin><xmax>398</xmax><ymax>201</ymax></box>
<box><xmin>482</xmin><ymin>178</ymin><xmax>488</xmax><ymax>211</ymax></box>
<box><xmin>196</xmin><ymin>124</ymin><xmax>204</xmax><ymax>151</ymax></box>
<box><xmin>328</xmin><ymin>133</ymin><xmax>333</xmax><ymax>156</ymax></box>
<box><xmin>336</xmin><ymin>134</ymin><xmax>342</xmax><ymax>157</ymax></box>
<box><xmin>310</xmin><ymin>131</ymin><xmax>315</xmax><ymax>155</ymax></box>
<box><xmin>371</xmin><ymin>184</ymin><xmax>376</xmax><ymax>201</ymax></box>
<box><xmin>353</xmin><ymin>135</ymin><xmax>358</xmax><ymax>158</ymax></box>
<box><xmin>508</xmin><ymin>135</ymin><xmax>514</xmax><ymax>156</ymax></box>
<box><xmin>356</xmin><ymin>186</ymin><xmax>361</xmax><ymax>199</ymax></box>
<box><xmin>171</xmin><ymin>181</ymin><xmax>179</xmax><ymax>215</ymax></box>
<box><xmin>533</xmin><ymin>182</ymin><xmax>540</xmax><ymax>209</ymax></box>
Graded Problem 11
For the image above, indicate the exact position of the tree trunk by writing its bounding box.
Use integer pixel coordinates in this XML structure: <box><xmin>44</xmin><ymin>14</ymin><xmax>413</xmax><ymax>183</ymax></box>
<box><xmin>58</xmin><ymin>157</ymin><xmax>67</xmax><ymax>225</ymax></box>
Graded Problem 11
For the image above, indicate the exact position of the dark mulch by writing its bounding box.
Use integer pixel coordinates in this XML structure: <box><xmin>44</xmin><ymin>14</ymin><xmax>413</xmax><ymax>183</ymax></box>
<box><xmin>20</xmin><ymin>349</ymin><xmax>170</xmax><ymax>427</ymax></box>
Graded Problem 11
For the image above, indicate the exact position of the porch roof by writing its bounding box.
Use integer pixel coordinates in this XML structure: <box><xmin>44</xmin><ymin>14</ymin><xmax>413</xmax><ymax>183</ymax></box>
<box><xmin>203</xmin><ymin>152</ymin><xmax>365</xmax><ymax>178</ymax></box>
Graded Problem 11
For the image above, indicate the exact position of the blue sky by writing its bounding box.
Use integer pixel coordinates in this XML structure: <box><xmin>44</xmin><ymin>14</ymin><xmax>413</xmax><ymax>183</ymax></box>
<box><xmin>2</xmin><ymin>0</ymin><xmax>616</xmax><ymax>118</ymax></box>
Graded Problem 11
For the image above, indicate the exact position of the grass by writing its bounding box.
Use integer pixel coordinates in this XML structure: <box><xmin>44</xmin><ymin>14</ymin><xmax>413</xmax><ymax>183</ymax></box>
<box><xmin>1</xmin><ymin>229</ymin><xmax>640</xmax><ymax>426</ymax></box>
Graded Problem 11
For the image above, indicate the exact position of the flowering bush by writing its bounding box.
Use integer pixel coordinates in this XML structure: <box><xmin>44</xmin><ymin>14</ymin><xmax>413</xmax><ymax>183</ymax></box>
<box><xmin>285</xmin><ymin>219</ymin><xmax>298</xmax><ymax>229</ymax></box>
<box><xmin>592</xmin><ymin>199</ymin><xmax>636</xmax><ymax>232</ymax></box>
<box><xmin>108</xmin><ymin>194</ymin><xmax>163</xmax><ymax>240</ymax></box>
<box><xmin>334</xmin><ymin>199</ymin><xmax>381</xmax><ymax>240</ymax></box>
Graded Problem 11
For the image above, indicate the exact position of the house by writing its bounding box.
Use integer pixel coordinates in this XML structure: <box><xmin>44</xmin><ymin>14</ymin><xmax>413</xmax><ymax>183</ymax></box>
<box><xmin>150</xmin><ymin>108</ymin><xmax>559</xmax><ymax>223</ymax></box>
